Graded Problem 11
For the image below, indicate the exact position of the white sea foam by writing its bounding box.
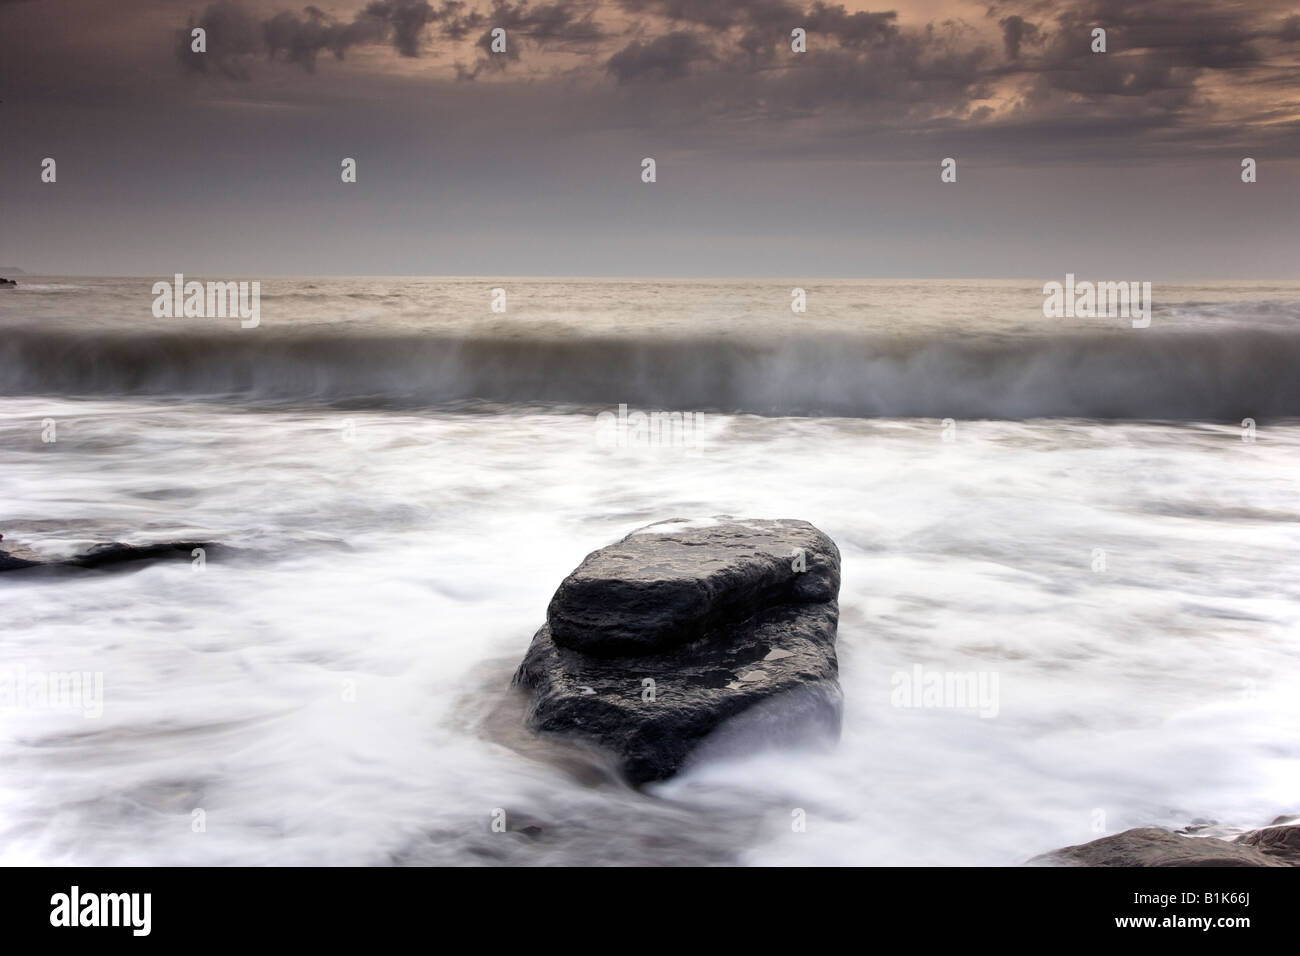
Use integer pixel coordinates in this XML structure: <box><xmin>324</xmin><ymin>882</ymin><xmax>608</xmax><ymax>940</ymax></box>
<box><xmin>0</xmin><ymin>396</ymin><xmax>1297</xmax><ymax>865</ymax></box>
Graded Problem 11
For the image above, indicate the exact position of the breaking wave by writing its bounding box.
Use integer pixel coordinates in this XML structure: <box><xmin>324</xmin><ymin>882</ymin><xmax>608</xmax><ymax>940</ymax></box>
<box><xmin>2</xmin><ymin>326</ymin><xmax>1299</xmax><ymax>420</ymax></box>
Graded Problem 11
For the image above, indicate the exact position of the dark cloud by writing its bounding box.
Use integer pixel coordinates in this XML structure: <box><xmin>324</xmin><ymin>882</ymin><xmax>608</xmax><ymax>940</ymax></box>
<box><xmin>177</xmin><ymin>0</ymin><xmax>605</xmax><ymax>79</ymax></box>
<box><xmin>362</xmin><ymin>0</ymin><xmax>440</xmax><ymax>57</ymax></box>
<box><xmin>260</xmin><ymin>6</ymin><xmax>381</xmax><ymax>70</ymax></box>
<box><xmin>617</xmin><ymin>0</ymin><xmax>896</xmax><ymax>49</ymax></box>
<box><xmin>176</xmin><ymin>0</ymin><xmax>507</xmax><ymax>74</ymax></box>
<box><xmin>618</xmin><ymin>0</ymin><xmax>759</xmax><ymax>30</ymax></box>
<box><xmin>999</xmin><ymin>15</ymin><xmax>1039</xmax><ymax>59</ymax></box>
<box><xmin>803</xmin><ymin>3</ymin><xmax>898</xmax><ymax>50</ymax></box>
<box><xmin>591</xmin><ymin>0</ymin><xmax>1300</xmax><ymax>162</ymax></box>
<box><xmin>159</xmin><ymin>0</ymin><xmax>1300</xmax><ymax>159</ymax></box>
<box><xmin>607</xmin><ymin>30</ymin><xmax>714</xmax><ymax>82</ymax></box>
<box><xmin>456</xmin><ymin>0</ymin><xmax>605</xmax><ymax>78</ymax></box>
<box><xmin>176</xmin><ymin>1</ymin><xmax>261</xmax><ymax>78</ymax></box>
<box><xmin>993</xmin><ymin>0</ymin><xmax>1272</xmax><ymax>109</ymax></box>
<box><xmin>438</xmin><ymin>1</ymin><xmax>487</xmax><ymax>39</ymax></box>
<box><xmin>485</xmin><ymin>0</ymin><xmax>605</xmax><ymax>41</ymax></box>
<box><xmin>605</xmin><ymin>2</ymin><xmax>902</xmax><ymax>88</ymax></box>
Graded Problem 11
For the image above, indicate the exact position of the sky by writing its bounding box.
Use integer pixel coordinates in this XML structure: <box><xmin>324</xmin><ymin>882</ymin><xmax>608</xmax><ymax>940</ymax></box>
<box><xmin>1</xmin><ymin>0</ymin><xmax>1298</xmax><ymax>277</ymax></box>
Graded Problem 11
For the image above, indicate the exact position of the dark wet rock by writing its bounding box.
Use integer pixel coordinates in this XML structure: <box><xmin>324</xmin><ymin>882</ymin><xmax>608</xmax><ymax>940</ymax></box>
<box><xmin>0</xmin><ymin>278</ymin><xmax>16</xmax><ymax>288</ymax></box>
<box><xmin>0</xmin><ymin>541</ymin><xmax>44</xmax><ymax>571</ymax></box>
<box><xmin>0</xmin><ymin>537</ymin><xmax>218</xmax><ymax>573</ymax></box>
<box><xmin>62</xmin><ymin>540</ymin><xmax>213</xmax><ymax>569</ymax></box>
<box><xmin>1029</xmin><ymin>827</ymin><xmax>1294</xmax><ymax>867</ymax></box>
<box><xmin>547</xmin><ymin>518</ymin><xmax>840</xmax><ymax>657</ymax></box>
<box><xmin>512</xmin><ymin>517</ymin><xmax>842</xmax><ymax>785</ymax></box>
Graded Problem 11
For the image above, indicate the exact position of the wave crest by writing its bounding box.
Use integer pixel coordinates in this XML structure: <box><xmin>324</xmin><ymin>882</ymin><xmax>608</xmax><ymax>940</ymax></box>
<box><xmin>2</xmin><ymin>327</ymin><xmax>1298</xmax><ymax>420</ymax></box>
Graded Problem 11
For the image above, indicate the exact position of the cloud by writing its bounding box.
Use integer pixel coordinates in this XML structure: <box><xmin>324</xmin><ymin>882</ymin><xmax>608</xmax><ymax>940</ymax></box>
<box><xmin>176</xmin><ymin>0</ymin><xmax>499</xmax><ymax>74</ymax></box>
<box><xmin>177</xmin><ymin>1</ymin><xmax>261</xmax><ymax>79</ymax></box>
<box><xmin>485</xmin><ymin>0</ymin><xmax>605</xmax><ymax>41</ymax></box>
<box><xmin>362</xmin><ymin>1</ymin><xmax>440</xmax><ymax>57</ymax></box>
<box><xmin>999</xmin><ymin>15</ymin><xmax>1040</xmax><ymax>59</ymax></box>
<box><xmin>803</xmin><ymin>3</ymin><xmax>898</xmax><ymax>50</ymax></box>
<box><xmin>161</xmin><ymin>0</ymin><xmax>1300</xmax><ymax>159</ymax></box>
<box><xmin>455</xmin><ymin>0</ymin><xmax>606</xmax><ymax>78</ymax></box>
<box><xmin>617</xmin><ymin>0</ymin><xmax>761</xmax><ymax>31</ymax></box>
<box><xmin>178</xmin><ymin>0</ymin><xmax>609</xmax><ymax>79</ymax></box>
<box><xmin>606</xmin><ymin>30</ymin><xmax>714</xmax><ymax>82</ymax></box>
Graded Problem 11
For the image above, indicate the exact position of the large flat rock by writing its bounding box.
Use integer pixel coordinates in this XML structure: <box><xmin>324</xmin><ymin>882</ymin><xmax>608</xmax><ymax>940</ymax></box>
<box><xmin>513</xmin><ymin>517</ymin><xmax>842</xmax><ymax>785</ymax></box>
<box><xmin>546</xmin><ymin>517</ymin><xmax>840</xmax><ymax>657</ymax></box>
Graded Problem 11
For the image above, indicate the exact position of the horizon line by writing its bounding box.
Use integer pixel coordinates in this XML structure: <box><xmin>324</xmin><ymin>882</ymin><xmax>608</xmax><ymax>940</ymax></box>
<box><xmin>8</xmin><ymin>273</ymin><xmax>1300</xmax><ymax>283</ymax></box>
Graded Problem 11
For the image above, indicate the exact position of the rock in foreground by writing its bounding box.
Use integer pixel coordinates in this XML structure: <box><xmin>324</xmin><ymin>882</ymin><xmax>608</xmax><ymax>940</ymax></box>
<box><xmin>512</xmin><ymin>517</ymin><xmax>842</xmax><ymax>785</ymax></box>
<box><xmin>1235</xmin><ymin>819</ymin><xmax>1300</xmax><ymax>863</ymax></box>
<box><xmin>1030</xmin><ymin>824</ymin><xmax>1300</xmax><ymax>867</ymax></box>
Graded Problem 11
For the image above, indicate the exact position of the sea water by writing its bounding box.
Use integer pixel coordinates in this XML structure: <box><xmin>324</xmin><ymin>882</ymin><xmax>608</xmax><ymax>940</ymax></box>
<box><xmin>1</xmin><ymin>278</ymin><xmax>1297</xmax><ymax>865</ymax></box>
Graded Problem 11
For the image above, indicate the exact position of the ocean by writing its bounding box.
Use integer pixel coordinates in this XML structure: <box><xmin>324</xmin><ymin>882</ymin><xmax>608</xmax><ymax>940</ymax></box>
<box><xmin>2</xmin><ymin>276</ymin><xmax>1298</xmax><ymax>865</ymax></box>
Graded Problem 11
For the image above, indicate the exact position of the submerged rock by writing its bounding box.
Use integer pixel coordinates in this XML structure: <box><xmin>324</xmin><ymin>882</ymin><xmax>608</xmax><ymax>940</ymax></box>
<box><xmin>62</xmin><ymin>540</ymin><xmax>213</xmax><ymax>569</ymax></box>
<box><xmin>0</xmin><ymin>537</ymin><xmax>217</xmax><ymax>573</ymax></box>
<box><xmin>1030</xmin><ymin>825</ymin><xmax>1299</xmax><ymax>867</ymax></box>
<box><xmin>0</xmin><ymin>539</ymin><xmax>44</xmax><ymax>571</ymax></box>
<box><xmin>512</xmin><ymin>517</ymin><xmax>842</xmax><ymax>785</ymax></box>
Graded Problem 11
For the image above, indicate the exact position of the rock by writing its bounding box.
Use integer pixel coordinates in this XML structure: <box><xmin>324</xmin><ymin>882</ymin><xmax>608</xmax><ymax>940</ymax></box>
<box><xmin>1029</xmin><ymin>827</ymin><xmax>1293</xmax><ymax>867</ymax></box>
<box><xmin>1235</xmin><ymin>823</ymin><xmax>1300</xmax><ymax>864</ymax></box>
<box><xmin>62</xmin><ymin>540</ymin><xmax>212</xmax><ymax>569</ymax></box>
<box><xmin>547</xmin><ymin>517</ymin><xmax>840</xmax><ymax>657</ymax></box>
<box><xmin>512</xmin><ymin>517</ymin><xmax>842</xmax><ymax>785</ymax></box>
<box><xmin>0</xmin><ymin>541</ymin><xmax>44</xmax><ymax>571</ymax></box>
<box><xmin>0</xmin><ymin>537</ymin><xmax>217</xmax><ymax>572</ymax></box>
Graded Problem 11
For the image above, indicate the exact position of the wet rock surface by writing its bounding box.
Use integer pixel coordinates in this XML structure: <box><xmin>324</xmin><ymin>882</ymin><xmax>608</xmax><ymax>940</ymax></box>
<box><xmin>1030</xmin><ymin>821</ymin><xmax>1300</xmax><ymax>867</ymax></box>
<box><xmin>512</xmin><ymin>517</ymin><xmax>842</xmax><ymax>785</ymax></box>
<box><xmin>0</xmin><ymin>536</ymin><xmax>219</xmax><ymax>573</ymax></box>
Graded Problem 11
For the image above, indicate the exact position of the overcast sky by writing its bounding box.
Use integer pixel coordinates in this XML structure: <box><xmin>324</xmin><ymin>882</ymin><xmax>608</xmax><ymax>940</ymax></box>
<box><xmin>2</xmin><ymin>0</ymin><xmax>1298</xmax><ymax>277</ymax></box>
